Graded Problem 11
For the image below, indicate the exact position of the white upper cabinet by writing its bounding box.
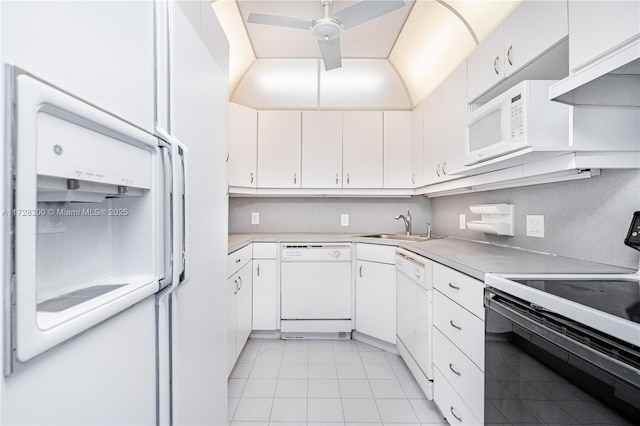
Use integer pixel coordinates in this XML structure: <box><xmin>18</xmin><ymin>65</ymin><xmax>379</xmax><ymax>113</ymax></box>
<box><xmin>383</xmin><ymin>111</ymin><xmax>413</xmax><ymax>189</ymax></box>
<box><xmin>2</xmin><ymin>1</ymin><xmax>155</xmax><ymax>132</ymax></box>
<box><xmin>228</xmin><ymin>103</ymin><xmax>257</xmax><ymax>188</ymax></box>
<box><xmin>257</xmin><ymin>111</ymin><xmax>302</xmax><ymax>188</ymax></box>
<box><xmin>441</xmin><ymin>61</ymin><xmax>469</xmax><ymax>177</ymax></box>
<box><xmin>468</xmin><ymin>0</ymin><xmax>568</xmax><ymax>101</ymax></box>
<box><xmin>343</xmin><ymin>111</ymin><xmax>384</xmax><ymax>188</ymax></box>
<box><xmin>567</xmin><ymin>0</ymin><xmax>640</xmax><ymax>71</ymax></box>
<box><xmin>302</xmin><ymin>111</ymin><xmax>343</xmax><ymax>188</ymax></box>
<box><xmin>411</xmin><ymin>104</ymin><xmax>425</xmax><ymax>188</ymax></box>
<box><xmin>423</xmin><ymin>87</ymin><xmax>443</xmax><ymax>186</ymax></box>
<box><xmin>467</xmin><ymin>28</ymin><xmax>505</xmax><ymax>103</ymax></box>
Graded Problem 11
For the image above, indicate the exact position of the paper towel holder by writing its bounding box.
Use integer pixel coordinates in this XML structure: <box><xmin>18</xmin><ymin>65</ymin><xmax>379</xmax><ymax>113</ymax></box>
<box><xmin>467</xmin><ymin>204</ymin><xmax>514</xmax><ymax>236</ymax></box>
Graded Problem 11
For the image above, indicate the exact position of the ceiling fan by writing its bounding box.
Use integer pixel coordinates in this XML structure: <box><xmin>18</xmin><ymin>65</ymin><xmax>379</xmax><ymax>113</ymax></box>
<box><xmin>247</xmin><ymin>0</ymin><xmax>406</xmax><ymax>71</ymax></box>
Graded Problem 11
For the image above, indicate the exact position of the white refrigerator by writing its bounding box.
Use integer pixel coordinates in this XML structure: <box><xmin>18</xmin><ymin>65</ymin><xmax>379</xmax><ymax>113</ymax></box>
<box><xmin>0</xmin><ymin>1</ymin><xmax>229</xmax><ymax>424</ymax></box>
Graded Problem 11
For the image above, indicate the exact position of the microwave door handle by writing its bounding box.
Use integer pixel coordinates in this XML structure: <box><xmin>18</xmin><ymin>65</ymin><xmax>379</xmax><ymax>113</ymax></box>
<box><xmin>158</xmin><ymin>141</ymin><xmax>174</xmax><ymax>290</ymax></box>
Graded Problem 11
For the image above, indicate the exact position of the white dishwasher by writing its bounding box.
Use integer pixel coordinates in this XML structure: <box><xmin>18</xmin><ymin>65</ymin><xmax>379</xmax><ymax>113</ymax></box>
<box><xmin>280</xmin><ymin>243</ymin><xmax>352</xmax><ymax>338</ymax></box>
<box><xmin>396</xmin><ymin>248</ymin><xmax>434</xmax><ymax>399</ymax></box>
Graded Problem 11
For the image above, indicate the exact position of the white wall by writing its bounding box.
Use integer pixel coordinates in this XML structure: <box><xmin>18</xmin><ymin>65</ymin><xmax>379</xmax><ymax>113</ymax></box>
<box><xmin>229</xmin><ymin>196</ymin><xmax>432</xmax><ymax>235</ymax></box>
<box><xmin>431</xmin><ymin>169</ymin><xmax>640</xmax><ymax>269</ymax></box>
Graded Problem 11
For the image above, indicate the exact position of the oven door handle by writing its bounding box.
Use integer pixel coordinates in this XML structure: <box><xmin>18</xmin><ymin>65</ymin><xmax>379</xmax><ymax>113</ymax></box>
<box><xmin>485</xmin><ymin>289</ymin><xmax>640</xmax><ymax>389</ymax></box>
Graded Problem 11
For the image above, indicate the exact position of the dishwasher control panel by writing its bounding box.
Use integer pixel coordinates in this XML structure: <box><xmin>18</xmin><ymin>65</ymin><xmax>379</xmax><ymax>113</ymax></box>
<box><xmin>281</xmin><ymin>243</ymin><xmax>352</xmax><ymax>261</ymax></box>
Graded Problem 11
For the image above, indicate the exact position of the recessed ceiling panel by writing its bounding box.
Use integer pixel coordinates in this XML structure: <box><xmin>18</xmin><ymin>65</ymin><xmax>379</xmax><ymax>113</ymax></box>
<box><xmin>237</xmin><ymin>0</ymin><xmax>414</xmax><ymax>59</ymax></box>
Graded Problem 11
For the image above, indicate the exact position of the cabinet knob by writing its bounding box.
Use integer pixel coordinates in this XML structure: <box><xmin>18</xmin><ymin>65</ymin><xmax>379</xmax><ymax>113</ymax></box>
<box><xmin>450</xmin><ymin>407</ymin><xmax>463</xmax><ymax>422</ymax></box>
<box><xmin>436</xmin><ymin>164</ymin><xmax>441</xmax><ymax>177</ymax></box>
<box><xmin>412</xmin><ymin>173</ymin><xmax>415</xmax><ymax>184</ymax></box>
<box><xmin>449</xmin><ymin>320</ymin><xmax>462</xmax><ymax>331</ymax></box>
<box><xmin>493</xmin><ymin>55</ymin><xmax>500</xmax><ymax>74</ymax></box>
<box><xmin>346</xmin><ymin>173</ymin><xmax>350</xmax><ymax>185</ymax></box>
<box><xmin>294</xmin><ymin>173</ymin><xmax>297</xmax><ymax>184</ymax></box>
<box><xmin>449</xmin><ymin>363</ymin><xmax>461</xmax><ymax>376</ymax></box>
<box><xmin>507</xmin><ymin>45</ymin><xmax>513</xmax><ymax>66</ymax></box>
<box><xmin>257</xmin><ymin>264</ymin><xmax>260</xmax><ymax>276</ymax></box>
<box><xmin>336</xmin><ymin>173</ymin><xmax>339</xmax><ymax>185</ymax></box>
<box><xmin>250</xmin><ymin>172</ymin><xmax>254</xmax><ymax>183</ymax></box>
<box><xmin>442</xmin><ymin>162</ymin><xmax>447</xmax><ymax>176</ymax></box>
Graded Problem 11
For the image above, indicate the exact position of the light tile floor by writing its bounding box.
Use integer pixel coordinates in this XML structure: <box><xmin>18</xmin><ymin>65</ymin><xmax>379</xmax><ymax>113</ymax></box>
<box><xmin>228</xmin><ymin>338</ymin><xmax>448</xmax><ymax>425</ymax></box>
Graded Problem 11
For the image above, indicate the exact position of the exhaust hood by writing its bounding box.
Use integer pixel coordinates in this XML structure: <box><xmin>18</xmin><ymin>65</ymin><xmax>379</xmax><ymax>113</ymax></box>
<box><xmin>549</xmin><ymin>38</ymin><xmax>640</xmax><ymax>107</ymax></box>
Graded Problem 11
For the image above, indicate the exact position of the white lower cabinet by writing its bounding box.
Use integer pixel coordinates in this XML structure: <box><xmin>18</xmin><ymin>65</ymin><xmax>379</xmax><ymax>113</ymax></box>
<box><xmin>434</xmin><ymin>368</ymin><xmax>482</xmax><ymax>426</ymax></box>
<box><xmin>355</xmin><ymin>244</ymin><xmax>396</xmax><ymax>344</ymax></box>
<box><xmin>432</xmin><ymin>264</ymin><xmax>485</xmax><ymax>425</ymax></box>
<box><xmin>227</xmin><ymin>247</ymin><xmax>253</xmax><ymax>376</ymax></box>
<box><xmin>252</xmin><ymin>243</ymin><xmax>278</xmax><ymax>330</ymax></box>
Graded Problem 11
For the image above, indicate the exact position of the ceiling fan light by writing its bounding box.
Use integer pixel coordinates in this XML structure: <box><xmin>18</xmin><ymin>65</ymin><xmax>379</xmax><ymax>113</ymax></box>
<box><xmin>312</xmin><ymin>18</ymin><xmax>341</xmax><ymax>41</ymax></box>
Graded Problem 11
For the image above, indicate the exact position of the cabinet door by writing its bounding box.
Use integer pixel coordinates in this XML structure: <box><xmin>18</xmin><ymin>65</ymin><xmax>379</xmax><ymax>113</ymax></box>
<box><xmin>355</xmin><ymin>260</ymin><xmax>396</xmax><ymax>344</ymax></box>
<box><xmin>252</xmin><ymin>260</ymin><xmax>277</xmax><ymax>330</ymax></box>
<box><xmin>503</xmin><ymin>0</ymin><xmax>568</xmax><ymax>77</ymax></box>
<box><xmin>467</xmin><ymin>26</ymin><xmax>505</xmax><ymax>102</ymax></box>
<box><xmin>411</xmin><ymin>104</ymin><xmax>425</xmax><ymax>188</ymax></box>
<box><xmin>257</xmin><ymin>111</ymin><xmax>301</xmax><ymax>188</ymax></box>
<box><xmin>228</xmin><ymin>103</ymin><xmax>258</xmax><ymax>187</ymax></box>
<box><xmin>423</xmin><ymin>86</ymin><xmax>443</xmax><ymax>186</ymax></box>
<box><xmin>343</xmin><ymin>111</ymin><xmax>383</xmax><ymax>188</ymax></box>
<box><xmin>441</xmin><ymin>60</ymin><xmax>469</xmax><ymax>178</ymax></box>
<box><xmin>236</xmin><ymin>263</ymin><xmax>253</xmax><ymax>356</ymax></box>
<box><xmin>383</xmin><ymin>111</ymin><xmax>413</xmax><ymax>188</ymax></box>
<box><xmin>302</xmin><ymin>111</ymin><xmax>343</xmax><ymax>188</ymax></box>
<box><xmin>227</xmin><ymin>275</ymin><xmax>238</xmax><ymax>376</ymax></box>
<box><xmin>568</xmin><ymin>0</ymin><xmax>640</xmax><ymax>70</ymax></box>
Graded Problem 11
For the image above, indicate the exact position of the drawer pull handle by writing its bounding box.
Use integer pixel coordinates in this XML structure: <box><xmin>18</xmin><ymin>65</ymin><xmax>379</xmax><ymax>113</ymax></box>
<box><xmin>359</xmin><ymin>265</ymin><xmax>363</xmax><ymax>278</ymax></box>
<box><xmin>449</xmin><ymin>363</ymin><xmax>461</xmax><ymax>376</ymax></box>
<box><xmin>235</xmin><ymin>259</ymin><xmax>241</xmax><ymax>263</ymax></box>
<box><xmin>450</xmin><ymin>320</ymin><xmax>462</xmax><ymax>331</ymax></box>
<box><xmin>234</xmin><ymin>279</ymin><xmax>239</xmax><ymax>295</ymax></box>
<box><xmin>450</xmin><ymin>406</ymin><xmax>462</xmax><ymax>422</ymax></box>
<box><xmin>493</xmin><ymin>55</ymin><xmax>500</xmax><ymax>74</ymax></box>
<box><xmin>448</xmin><ymin>282</ymin><xmax>460</xmax><ymax>290</ymax></box>
<box><xmin>257</xmin><ymin>264</ymin><xmax>260</xmax><ymax>276</ymax></box>
<box><xmin>507</xmin><ymin>45</ymin><xmax>513</xmax><ymax>66</ymax></box>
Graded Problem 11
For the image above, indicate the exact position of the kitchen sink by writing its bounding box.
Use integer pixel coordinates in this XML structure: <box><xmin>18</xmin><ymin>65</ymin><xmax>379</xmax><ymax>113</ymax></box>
<box><xmin>363</xmin><ymin>234</ymin><xmax>436</xmax><ymax>242</ymax></box>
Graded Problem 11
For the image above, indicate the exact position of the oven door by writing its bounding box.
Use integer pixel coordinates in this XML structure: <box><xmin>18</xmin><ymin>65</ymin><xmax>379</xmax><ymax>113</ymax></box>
<box><xmin>484</xmin><ymin>288</ymin><xmax>640</xmax><ymax>425</ymax></box>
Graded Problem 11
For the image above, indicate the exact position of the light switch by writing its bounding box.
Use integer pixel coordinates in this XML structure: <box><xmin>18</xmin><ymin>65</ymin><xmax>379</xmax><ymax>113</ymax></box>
<box><xmin>251</xmin><ymin>212</ymin><xmax>259</xmax><ymax>225</ymax></box>
<box><xmin>459</xmin><ymin>214</ymin><xmax>466</xmax><ymax>230</ymax></box>
<box><xmin>341</xmin><ymin>214</ymin><xmax>349</xmax><ymax>227</ymax></box>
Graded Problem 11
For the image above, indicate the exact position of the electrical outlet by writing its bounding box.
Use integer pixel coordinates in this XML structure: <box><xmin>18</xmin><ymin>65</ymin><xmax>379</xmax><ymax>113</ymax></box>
<box><xmin>459</xmin><ymin>214</ymin><xmax>466</xmax><ymax>230</ymax></box>
<box><xmin>526</xmin><ymin>215</ymin><xmax>544</xmax><ymax>238</ymax></box>
<box><xmin>341</xmin><ymin>214</ymin><xmax>349</xmax><ymax>227</ymax></box>
<box><xmin>251</xmin><ymin>212</ymin><xmax>260</xmax><ymax>225</ymax></box>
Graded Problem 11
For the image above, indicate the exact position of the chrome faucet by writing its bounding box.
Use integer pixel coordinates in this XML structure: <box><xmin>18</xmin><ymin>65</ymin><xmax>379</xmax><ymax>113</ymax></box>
<box><xmin>395</xmin><ymin>209</ymin><xmax>412</xmax><ymax>235</ymax></box>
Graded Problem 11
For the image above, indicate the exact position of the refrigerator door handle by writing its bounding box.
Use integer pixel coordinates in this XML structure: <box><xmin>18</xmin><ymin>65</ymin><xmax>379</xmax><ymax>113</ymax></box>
<box><xmin>158</xmin><ymin>141</ymin><xmax>173</xmax><ymax>290</ymax></box>
<box><xmin>155</xmin><ymin>129</ymin><xmax>184</xmax><ymax>294</ymax></box>
<box><xmin>176</xmin><ymin>142</ymin><xmax>188</xmax><ymax>289</ymax></box>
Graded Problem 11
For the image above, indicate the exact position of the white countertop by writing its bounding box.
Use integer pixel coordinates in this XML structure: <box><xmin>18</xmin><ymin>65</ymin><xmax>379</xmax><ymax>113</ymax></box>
<box><xmin>228</xmin><ymin>233</ymin><xmax>635</xmax><ymax>281</ymax></box>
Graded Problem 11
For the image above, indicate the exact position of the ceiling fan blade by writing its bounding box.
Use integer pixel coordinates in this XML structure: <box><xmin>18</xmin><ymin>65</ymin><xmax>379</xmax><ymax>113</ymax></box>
<box><xmin>247</xmin><ymin>13</ymin><xmax>313</xmax><ymax>30</ymax></box>
<box><xmin>318</xmin><ymin>37</ymin><xmax>342</xmax><ymax>71</ymax></box>
<box><xmin>333</xmin><ymin>0</ymin><xmax>405</xmax><ymax>30</ymax></box>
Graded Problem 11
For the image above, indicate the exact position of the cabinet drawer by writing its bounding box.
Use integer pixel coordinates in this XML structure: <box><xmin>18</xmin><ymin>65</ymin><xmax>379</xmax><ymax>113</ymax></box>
<box><xmin>227</xmin><ymin>244</ymin><xmax>252</xmax><ymax>278</ymax></box>
<box><xmin>253</xmin><ymin>242</ymin><xmax>277</xmax><ymax>259</ymax></box>
<box><xmin>356</xmin><ymin>243</ymin><xmax>396</xmax><ymax>264</ymax></box>
<box><xmin>434</xmin><ymin>368</ymin><xmax>482</xmax><ymax>426</ymax></box>
<box><xmin>433</xmin><ymin>328</ymin><xmax>484</xmax><ymax>420</ymax></box>
<box><xmin>433</xmin><ymin>290</ymin><xmax>484</xmax><ymax>370</ymax></box>
<box><xmin>433</xmin><ymin>263</ymin><xmax>484</xmax><ymax>319</ymax></box>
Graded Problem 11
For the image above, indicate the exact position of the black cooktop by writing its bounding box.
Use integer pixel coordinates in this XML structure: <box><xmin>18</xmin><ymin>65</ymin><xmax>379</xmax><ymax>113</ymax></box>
<box><xmin>512</xmin><ymin>278</ymin><xmax>640</xmax><ymax>324</ymax></box>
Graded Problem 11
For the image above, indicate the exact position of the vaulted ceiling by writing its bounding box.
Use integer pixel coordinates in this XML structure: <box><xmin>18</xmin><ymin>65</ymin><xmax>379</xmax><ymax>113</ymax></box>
<box><xmin>212</xmin><ymin>0</ymin><xmax>520</xmax><ymax>109</ymax></box>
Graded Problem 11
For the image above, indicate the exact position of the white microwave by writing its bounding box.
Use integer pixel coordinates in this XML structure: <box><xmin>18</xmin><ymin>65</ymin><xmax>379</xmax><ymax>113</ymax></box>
<box><xmin>465</xmin><ymin>80</ymin><xmax>570</xmax><ymax>166</ymax></box>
